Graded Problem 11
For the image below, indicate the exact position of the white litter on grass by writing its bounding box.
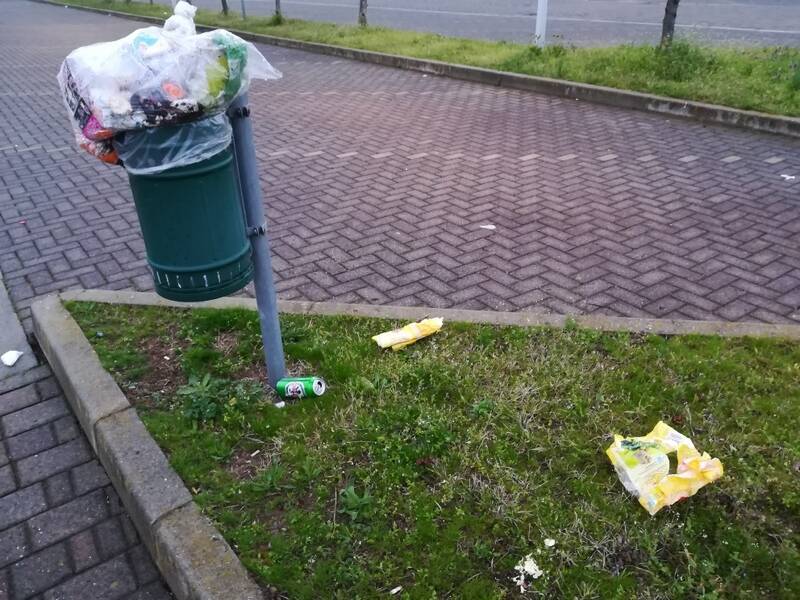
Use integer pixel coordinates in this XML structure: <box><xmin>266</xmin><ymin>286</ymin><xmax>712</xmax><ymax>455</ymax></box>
<box><xmin>274</xmin><ymin>401</ymin><xmax>286</xmax><ymax>409</ymax></box>
<box><xmin>479</xmin><ymin>224</ymin><xmax>496</xmax><ymax>230</ymax></box>
<box><xmin>512</xmin><ymin>554</ymin><xmax>543</xmax><ymax>593</ymax></box>
<box><xmin>389</xmin><ymin>586</ymin><xmax>403</xmax><ymax>595</ymax></box>
<box><xmin>780</xmin><ymin>174</ymin><xmax>796</xmax><ymax>181</ymax></box>
<box><xmin>544</xmin><ymin>538</ymin><xmax>556</xmax><ymax>548</ymax></box>
<box><xmin>1</xmin><ymin>351</ymin><xmax>23</xmax><ymax>367</ymax></box>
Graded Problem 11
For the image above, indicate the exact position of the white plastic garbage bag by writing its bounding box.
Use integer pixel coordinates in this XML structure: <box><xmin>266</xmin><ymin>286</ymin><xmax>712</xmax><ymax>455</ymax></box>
<box><xmin>57</xmin><ymin>1</ymin><xmax>281</xmax><ymax>165</ymax></box>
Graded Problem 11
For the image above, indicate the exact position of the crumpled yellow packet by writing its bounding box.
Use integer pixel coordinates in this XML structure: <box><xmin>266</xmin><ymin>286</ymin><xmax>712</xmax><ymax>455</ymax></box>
<box><xmin>372</xmin><ymin>318</ymin><xmax>443</xmax><ymax>351</ymax></box>
<box><xmin>606</xmin><ymin>421</ymin><xmax>723</xmax><ymax>515</ymax></box>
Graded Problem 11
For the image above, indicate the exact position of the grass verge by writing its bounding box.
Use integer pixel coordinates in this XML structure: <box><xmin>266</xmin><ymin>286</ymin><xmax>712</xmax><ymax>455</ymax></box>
<box><xmin>57</xmin><ymin>0</ymin><xmax>800</xmax><ymax>117</ymax></box>
<box><xmin>68</xmin><ymin>301</ymin><xmax>800</xmax><ymax>598</ymax></box>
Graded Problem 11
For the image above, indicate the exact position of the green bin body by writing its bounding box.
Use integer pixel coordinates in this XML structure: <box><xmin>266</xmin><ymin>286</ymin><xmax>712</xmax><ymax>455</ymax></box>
<box><xmin>126</xmin><ymin>147</ymin><xmax>253</xmax><ymax>302</ymax></box>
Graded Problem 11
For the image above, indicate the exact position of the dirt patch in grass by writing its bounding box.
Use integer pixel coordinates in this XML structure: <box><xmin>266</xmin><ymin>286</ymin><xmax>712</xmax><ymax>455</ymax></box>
<box><xmin>213</xmin><ymin>331</ymin><xmax>239</xmax><ymax>357</ymax></box>
<box><xmin>227</xmin><ymin>441</ymin><xmax>282</xmax><ymax>480</ymax></box>
<box><xmin>128</xmin><ymin>329</ymin><xmax>186</xmax><ymax>407</ymax></box>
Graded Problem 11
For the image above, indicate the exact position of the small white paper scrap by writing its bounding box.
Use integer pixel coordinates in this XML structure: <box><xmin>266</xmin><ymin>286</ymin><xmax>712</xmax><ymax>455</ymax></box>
<box><xmin>479</xmin><ymin>224</ymin><xmax>496</xmax><ymax>230</ymax></box>
<box><xmin>389</xmin><ymin>586</ymin><xmax>403</xmax><ymax>595</ymax></box>
<box><xmin>544</xmin><ymin>538</ymin><xmax>556</xmax><ymax>548</ymax></box>
<box><xmin>1</xmin><ymin>350</ymin><xmax>23</xmax><ymax>367</ymax></box>
<box><xmin>512</xmin><ymin>554</ymin><xmax>543</xmax><ymax>593</ymax></box>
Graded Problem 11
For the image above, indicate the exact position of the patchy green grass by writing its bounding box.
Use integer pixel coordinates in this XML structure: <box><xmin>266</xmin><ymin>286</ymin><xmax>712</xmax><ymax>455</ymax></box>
<box><xmin>62</xmin><ymin>0</ymin><xmax>800</xmax><ymax>117</ymax></box>
<box><xmin>68</xmin><ymin>301</ymin><xmax>800</xmax><ymax>598</ymax></box>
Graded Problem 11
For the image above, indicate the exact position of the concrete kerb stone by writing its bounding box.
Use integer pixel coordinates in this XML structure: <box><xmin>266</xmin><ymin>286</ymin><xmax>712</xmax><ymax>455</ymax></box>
<box><xmin>31</xmin><ymin>295</ymin><xmax>129</xmax><ymax>449</ymax></box>
<box><xmin>60</xmin><ymin>289</ymin><xmax>800</xmax><ymax>340</ymax></box>
<box><xmin>31</xmin><ymin>294</ymin><xmax>264</xmax><ymax>600</ymax></box>
<box><xmin>42</xmin><ymin>0</ymin><xmax>800</xmax><ymax>139</ymax></box>
<box><xmin>94</xmin><ymin>407</ymin><xmax>192</xmax><ymax>549</ymax></box>
<box><xmin>153</xmin><ymin>503</ymin><xmax>262</xmax><ymax>600</ymax></box>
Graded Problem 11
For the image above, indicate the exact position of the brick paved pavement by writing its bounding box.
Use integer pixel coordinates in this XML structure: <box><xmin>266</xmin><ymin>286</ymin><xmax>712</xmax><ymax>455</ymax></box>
<box><xmin>2</xmin><ymin>1</ymin><xmax>800</xmax><ymax>328</ymax></box>
<box><xmin>0</xmin><ymin>371</ymin><xmax>172</xmax><ymax>599</ymax></box>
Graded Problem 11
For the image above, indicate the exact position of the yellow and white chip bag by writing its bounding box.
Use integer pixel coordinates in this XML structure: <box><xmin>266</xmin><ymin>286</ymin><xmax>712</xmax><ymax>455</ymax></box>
<box><xmin>606</xmin><ymin>421</ymin><xmax>723</xmax><ymax>515</ymax></box>
<box><xmin>372</xmin><ymin>318</ymin><xmax>443</xmax><ymax>351</ymax></box>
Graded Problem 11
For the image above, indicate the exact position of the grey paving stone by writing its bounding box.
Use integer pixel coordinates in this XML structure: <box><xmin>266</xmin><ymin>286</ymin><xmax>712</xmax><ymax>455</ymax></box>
<box><xmin>94</xmin><ymin>518</ymin><xmax>128</xmax><ymax>561</ymax></box>
<box><xmin>0</xmin><ymin>386</ymin><xmax>38</xmax><ymax>418</ymax></box>
<box><xmin>51</xmin><ymin>417</ymin><xmax>79</xmax><ymax>445</ymax></box>
<box><xmin>67</xmin><ymin>530</ymin><xmax>100</xmax><ymax>573</ymax></box>
<box><xmin>0</xmin><ymin>569</ymin><xmax>8</xmax><ymax>599</ymax></box>
<box><xmin>0</xmin><ymin>444</ymin><xmax>6</xmax><ymax>468</ymax></box>
<box><xmin>44</xmin><ymin>472</ymin><xmax>74</xmax><ymax>508</ymax></box>
<box><xmin>16</xmin><ymin>438</ymin><xmax>90</xmax><ymax>487</ymax></box>
<box><xmin>125</xmin><ymin>581</ymin><xmax>174</xmax><ymax>600</ymax></box>
<box><xmin>70</xmin><ymin>460</ymin><xmax>110</xmax><ymax>496</ymax></box>
<box><xmin>9</xmin><ymin>544</ymin><xmax>72</xmax><ymax>598</ymax></box>
<box><xmin>0</xmin><ymin>523</ymin><xmax>28</xmax><ymax>569</ymax></box>
<box><xmin>27</xmin><ymin>489</ymin><xmax>109</xmax><ymax>550</ymax></box>
<box><xmin>119</xmin><ymin>514</ymin><xmax>139</xmax><ymax>547</ymax></box>
<box><xmin>127</xmin><ymin>545</ymin><xmax>158</xmax><ymax>587</ymax></box>
<box><xmin>35</xmin><ymin>379</ymin><xmax>61</xmax><ymax>401</ymax></box>
<box><xmin>0</xmin><ymin>483</ymin><xmax>47</xmax><ymax>531</ymax></box>
<box><xmin>1</xmin><ymin>398</ymin><xmax>69</xmax><ymax>438</ymax></box>
<box><xmin>0</xmin><ymin>367</ymin><xmax>52</xmax><ymax>400</ymax></box>
<box><xmin>0</xmin><ymin>465</ymin><xmax>15</xmax><ymax>497</ymax></box>
<box><xmin>41</xmin><ymin>555</ymin><xmax>136</xmax><ymax>600</ymax></box>
<box><xmin>5</xmin><ymin>422</ymin><xmax>57</xmax><ymax>461</ymax></box>
<box><xmin>103</xmin><ymin>487</ymin><xmax>126</xmax><ymax>517</ymax></box>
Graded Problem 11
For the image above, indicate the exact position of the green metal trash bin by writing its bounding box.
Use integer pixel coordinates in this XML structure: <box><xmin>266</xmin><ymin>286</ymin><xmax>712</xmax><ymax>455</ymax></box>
<box><xmin>125</xmin><ymin>145</ymin><xmax>254</xmax><ymax>302</ymax></box>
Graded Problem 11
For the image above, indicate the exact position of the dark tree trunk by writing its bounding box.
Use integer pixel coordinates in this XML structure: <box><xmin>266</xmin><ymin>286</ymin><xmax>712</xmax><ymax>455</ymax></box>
<box><xmin>220</xmin><ymin>0</ymin><xmax>229</xmax><ymax>16</ymax></box>
<box><xmin>358</xmin><ymin>0</ymin><xmax>368</xmax><ymax>26</ymax></box>
<box><xmin>660</xmin><ymin>0</ymin><xmax>681</xmax><ymax>47</ymax></box>
<box><xmin>276</xmin><ymin>0</ymin><xmax>281</xmax><ymax>16</ymax></box>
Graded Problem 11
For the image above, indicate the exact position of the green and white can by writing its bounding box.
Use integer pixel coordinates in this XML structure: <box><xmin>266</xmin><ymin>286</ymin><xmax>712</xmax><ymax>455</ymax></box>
<box><xmin>276</xmin><ymin>377</ymin><xmax>326</xmax><ymax>399</ymax></box>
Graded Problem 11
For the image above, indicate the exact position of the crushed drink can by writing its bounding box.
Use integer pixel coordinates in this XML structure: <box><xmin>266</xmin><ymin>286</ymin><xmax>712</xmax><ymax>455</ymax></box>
<box><xmin>276</xmin><ymin>377</ymin><xmax>326</xmax><ymax>399</ymax></box>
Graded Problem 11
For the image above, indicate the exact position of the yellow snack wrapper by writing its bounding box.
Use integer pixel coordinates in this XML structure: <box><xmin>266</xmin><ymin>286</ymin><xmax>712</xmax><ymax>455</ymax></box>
<box><xmin>372</xmin><ymin>318</ymin><xmax>443</xmax><ymax>351</ymax></box>
<box><xmin>606</xmin><ymin>421</ymin><xmax>723</xmax><ymax>515</ymax></box>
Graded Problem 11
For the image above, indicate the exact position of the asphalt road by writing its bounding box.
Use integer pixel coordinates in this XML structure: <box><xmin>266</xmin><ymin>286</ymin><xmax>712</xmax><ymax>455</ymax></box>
<box><xmin>182</xmin><ymin>0</ymin><xmax>800</xmax><ymax>46</ymax></box>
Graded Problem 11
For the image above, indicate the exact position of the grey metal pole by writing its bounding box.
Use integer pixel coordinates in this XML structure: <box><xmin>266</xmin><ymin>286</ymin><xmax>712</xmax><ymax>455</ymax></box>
<box><xmin>535</xmin><ymin>0</ymin><xmax>549</xmax><ymax>47</ymax></box>
<box><xmin>239</xmin><ymin>0</ymin><xmax>247</xmax><ymax>19</ymax></box>
<box><xmin>228</xmin><ymin>93</ymin><xmax>286</xmax><ymax>388</ymax></box>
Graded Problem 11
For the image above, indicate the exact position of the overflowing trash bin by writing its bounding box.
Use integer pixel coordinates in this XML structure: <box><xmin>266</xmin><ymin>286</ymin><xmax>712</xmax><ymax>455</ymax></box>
<box><xmin>57</xmin><ymin>1</ymin><xmax>281</xmax><ymax>301</ymax></box>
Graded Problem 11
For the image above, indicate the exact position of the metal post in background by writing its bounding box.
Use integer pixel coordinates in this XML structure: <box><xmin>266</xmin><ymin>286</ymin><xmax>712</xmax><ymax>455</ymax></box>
<box><xmin>535</xmin><ymin>0</ymin><xmax>549</xmax><ymax>47</ymax></box>
<box><xmin>228</xmin><ymin>93</ymin><xmax>286</xmax><ymax>388</ymax></box>
<box><xmin>240</xmin><ymin>0</ymin><xmax>247</xmax><ymax>19</ymax></box>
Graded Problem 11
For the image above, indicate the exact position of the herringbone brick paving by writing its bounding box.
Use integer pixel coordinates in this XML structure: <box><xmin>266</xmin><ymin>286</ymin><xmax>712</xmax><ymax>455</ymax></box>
<box><xmin>0</xmin><ymin>371</ymin><xmax>172</xmax><ymax>600</ymax></box>
<box><xmin>3</xmin><ymin>4</ymin><xmax>800</xmax><ymax>329</ymax></box>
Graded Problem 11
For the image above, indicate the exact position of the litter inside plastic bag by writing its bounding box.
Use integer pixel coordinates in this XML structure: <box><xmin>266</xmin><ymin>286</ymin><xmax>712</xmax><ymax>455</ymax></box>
<box><xmin>606</xmin><ymin>421</ymin><xmax>723</xmax><ymax>515</ymax></box>
<box><xmin>114</xmin><ymin>114</ymin><xmax>232</xmax><ymax>174</ymax></box>
<box><xmin>57</xmin><ymin>1</ymin><xmax>280</xmax><ymax>168</ymax></box>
